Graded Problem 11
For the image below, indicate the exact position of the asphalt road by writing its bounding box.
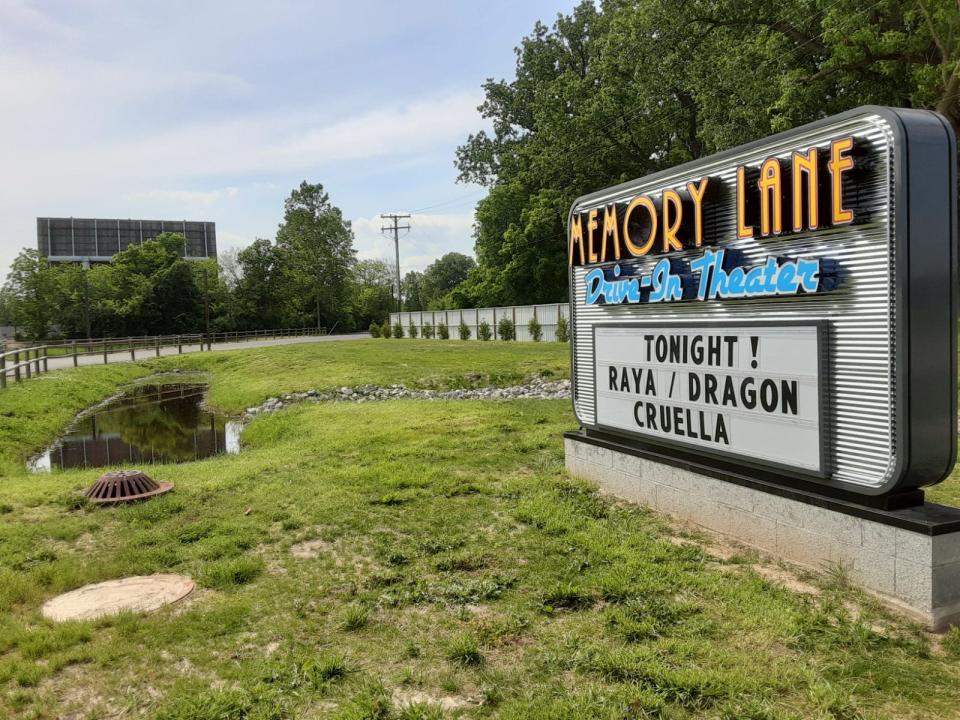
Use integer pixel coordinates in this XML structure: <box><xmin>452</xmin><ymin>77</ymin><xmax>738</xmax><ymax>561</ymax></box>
<box><xmin>38</xmin><ymin>333</ymin><xmax>369</xmax><ymax>372</ymax></box>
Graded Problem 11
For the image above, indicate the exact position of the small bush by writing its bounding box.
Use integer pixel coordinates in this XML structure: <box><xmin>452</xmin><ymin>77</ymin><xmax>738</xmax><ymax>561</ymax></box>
<box><xmin>478</xmin><ymin>321</ymin><xmax>492</xmax><ymax>341</ymax></box>
<box><xmin>408</xmin><ymin>321</ymin><xmax>418</xmax><ymax>339</ymax></box>
<box><xmin>497</xmin><ymin>317</ymin><xmax>516</xmax><ymax>341</ymax></box>
<box><xmin>422</xmin><ymin>322</ymin><xmax>434</xmax><ymax>339</ymax></box>
<box><xmin>528</xmin><ymin>317</ymin><xmax>543</xmax><ymax>342</ymax></box>
<box><xmin>392</xmin><ymin>322</ymin><xmax>404</xmax><ymax>339</ymax></box>
<box><xmin>437</xmin><ymin>322</ymin><xmax>449</xmax><ymax>339</ymax></box>
<box><xmin>556</xmin><ymin>316</ymin><xmax>569</xmax><ymax>342</ymax></box>
<box><xmin>380</xmin><ymin>320</ymin><xmax>391</xmax><ymax>338</ymax></box>
<box><xmin>459</xmin><ymin>321</ymin><xmax>471</xmax><ymax>340</ymax></box>
<box><xmin>368</xmin><ymin>322</ymin><xmax>381</xmax><ymax>338</ymax></box>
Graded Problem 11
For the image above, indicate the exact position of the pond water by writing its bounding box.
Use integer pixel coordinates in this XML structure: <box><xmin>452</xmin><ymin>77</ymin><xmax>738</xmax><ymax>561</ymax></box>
<box><xmin>29</xmin><ymin>383</ymin><xmax>242</xmax><ymax>472</ymax></box>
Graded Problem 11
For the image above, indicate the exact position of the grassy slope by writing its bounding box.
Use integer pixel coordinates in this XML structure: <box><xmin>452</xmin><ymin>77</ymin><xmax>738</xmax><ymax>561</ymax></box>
<box><xmin>0</xmin><ymin>340</ymin><xmax>570</xmax><ymax>475</ymax></box>
<box><xmin>155</xmin><ymin>339</ymin><xmax>571</xmax><ymax>413</ymax></box>
<box><xmin>0</xmin><ymin>341</ymin><xmax>959</xmax><ymax>718</ymax></box>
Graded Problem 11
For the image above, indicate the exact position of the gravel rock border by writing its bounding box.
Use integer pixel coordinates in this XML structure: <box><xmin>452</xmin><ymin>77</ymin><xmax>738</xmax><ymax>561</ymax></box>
<box><xmin>243</xmin><ymin>376</ymin><xmax>570</xmax><ymax>420</ymax></box>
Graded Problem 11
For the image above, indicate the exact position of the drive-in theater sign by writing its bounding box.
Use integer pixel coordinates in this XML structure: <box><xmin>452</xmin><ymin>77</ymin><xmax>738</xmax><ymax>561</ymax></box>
<box><xmin>567</xmin><ymin>106</ymin><xmax>957</xmax><ymax>502</ymax></box>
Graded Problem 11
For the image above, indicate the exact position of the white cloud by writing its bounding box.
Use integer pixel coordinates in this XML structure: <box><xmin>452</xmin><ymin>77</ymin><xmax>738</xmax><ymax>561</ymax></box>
<box><xmin>129</xmin><ymin>188</ymin><xmax>241</xmax><ymax>207</ymax></box>
<box><xmin>351</xmin><ymin>212</ymin><xmax>477</xmax><ymax>276</ymax></box>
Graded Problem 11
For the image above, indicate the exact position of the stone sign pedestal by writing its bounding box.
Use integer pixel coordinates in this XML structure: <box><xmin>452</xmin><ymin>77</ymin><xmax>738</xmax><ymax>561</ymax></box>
<box><xmin>566</xmin><ymin>431</ymin><xmax>960</xmax><ymax>631</ymax></box>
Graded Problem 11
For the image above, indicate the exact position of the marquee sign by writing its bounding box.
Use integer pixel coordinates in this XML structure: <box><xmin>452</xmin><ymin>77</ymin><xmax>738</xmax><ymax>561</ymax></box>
<box><xmin>568</xmin><ymin>106</ymin><xmax>957</xmax><ymax>498</ymax></box>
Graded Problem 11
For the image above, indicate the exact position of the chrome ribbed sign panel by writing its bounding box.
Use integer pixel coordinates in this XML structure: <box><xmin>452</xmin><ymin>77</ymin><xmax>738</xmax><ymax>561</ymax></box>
<box><xmin>568</xmin><ymin>107</ymin><xmax>956</xmax><ymax>498</ymax></box>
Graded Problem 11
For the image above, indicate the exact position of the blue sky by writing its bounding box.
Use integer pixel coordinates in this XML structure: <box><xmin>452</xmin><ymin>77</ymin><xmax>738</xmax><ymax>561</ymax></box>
<box><xmin>0</xmin><ymin>0</ymin><xmax>574</xmax><ymax>281</ymax></box>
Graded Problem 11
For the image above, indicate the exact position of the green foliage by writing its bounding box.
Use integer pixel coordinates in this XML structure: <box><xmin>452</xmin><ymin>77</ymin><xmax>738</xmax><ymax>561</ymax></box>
<box><xmin>458</xmin><ymin>321</ymin><xmax>471</xmax><ymax>340</ymax></box>
<box><xmin>392</xmin><ymin>322</ymin><xmax>404</xmax><ymax>339</ymax></box>
<box><xmin>275</xmin><ymin>181</ymin><xmax>356</xmax><ymax>331</ymax></box>
<box><xmin>403</xmin><ymin>254</ymin><xmax>477</xmax><ymax>311</ymax></box>
<box><xmin>421</xmin><ymin>322</ymin><xmax>434</xmax><ymax>339</ymax></box>
<box><xmin>369</xmin><ymin>322</ymin><xmax>381</xmax><ymax>338</ymax></box>
<box><xmin>446</xmin><ymin>633</ymin><xmax>483</xmax><ymax>666</ymax></box>
<box><xmin>1</xmin><ymin>250</ymin><xmax>59</xmax><ymax>339</ymax></box>
<box><xmin>402</xmin><ymin>270</ymin><xmax>426</xmax><ymax>312</ymax></box>
<box><xmin>200</xmin><ymin>556</ymin><xmax>264</xmax><ymax>590</ymax></box>
<box><xmin>340</xmin><ymin>604</ymin><xmax>371</xmax><ymax>631</ymax></box>
<box><xmin>350</xmin><ymin>259</ymin><xmax>396</xmax><ymax>331</ymax></box>
<box><xmin>942</xmin><ymin>626</ymin><xmax>960</xmax><ymax>658</ymax></box>
<box><xmin>436</xmin><ymin>322</ymin><xmax>449</xmax><ymax>340</ymax></box>
<box><xmin>421</xmin><ymin>252</ymin><xmax>476</xmax><ymax>309</ymax></box>
<box><xmin>380</xmin><ymin>321</ymin><xmax>391</xmax><ymax>338</ymax></box>
<box><xmin>528</xmin><ymin>317</ymin><xmax>543</xmax><ymax>342</ymax></box>
<box><xmin>408</xmin><ymin>321</ymin><xmax>418</xmax><ymax>339</ymax></box>
<box><xmin>478</xmin><ymin>320</ymin><xmax>492</xmax><ymax>341</ymax></box>
<box><xmin>155</xmin><ymin>689</ymin><xmax>253</xmax><ymax>720</ymax></box>
<box><xmin>556</xmin><ymin>317</ymin><xmax>569</xmax><ymax>343</ymax></box>
<box><xmin>0</xmin><ymin>343</ymin><xmax>959</xmax><ymax>718</ymax></box>
<box><xmin>453</xmin><ymin>0</ymin><xmax>960</xmax><ymax>307</ymax></box>
<box><xmin>4</xmin><ymin>180</ymin><xmax>393</xmax><ymax>339</ymax></box>
<box><xmin>2</xmin><ymin>239</ymin><xmax>213</xmax><ymax>340</ymax></box>
<box><xmin>497</xmin><ymin>317</ymin><xmax>516</xmax><ymax>341</ymax></box>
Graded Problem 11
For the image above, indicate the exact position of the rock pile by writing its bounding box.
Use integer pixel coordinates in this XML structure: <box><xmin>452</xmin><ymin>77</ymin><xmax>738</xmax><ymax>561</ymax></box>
<box><xmin>243</xmin><ymin>376</ymin><xmax>570</xmax><ymax>420</ymax></box>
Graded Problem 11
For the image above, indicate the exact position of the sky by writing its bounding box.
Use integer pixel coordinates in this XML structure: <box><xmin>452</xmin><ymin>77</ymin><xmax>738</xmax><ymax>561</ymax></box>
<box><xmin>0</xmin><ymin>0</ymin><xmax>574</xmax><ymax>282</ymax></box>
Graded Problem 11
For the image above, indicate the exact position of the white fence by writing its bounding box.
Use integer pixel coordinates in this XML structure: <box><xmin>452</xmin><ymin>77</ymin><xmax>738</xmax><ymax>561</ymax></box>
<box><xmin>390</xmin><ymin>303</ymin><xmax>570</xmax><ymax>341</ymax></box>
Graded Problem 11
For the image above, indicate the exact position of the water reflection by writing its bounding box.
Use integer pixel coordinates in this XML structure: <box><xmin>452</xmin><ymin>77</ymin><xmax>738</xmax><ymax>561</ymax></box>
<box><xmin>29</xmin><ymin>383</ymin><xmax>241</xmax><ymax>472</ymax></box>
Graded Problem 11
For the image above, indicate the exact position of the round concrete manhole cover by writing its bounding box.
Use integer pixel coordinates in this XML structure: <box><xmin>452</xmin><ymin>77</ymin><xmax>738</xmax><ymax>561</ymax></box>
<box><xmin>41</xmin><ymin>574</ymin><xmax>195</xmax><ymax>622</ymax></box>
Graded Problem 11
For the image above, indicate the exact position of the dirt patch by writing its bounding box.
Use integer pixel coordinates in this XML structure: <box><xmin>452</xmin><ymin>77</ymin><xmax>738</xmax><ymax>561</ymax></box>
<box><xmin>290</xmin><ymin>539</ymin><xmax>334</xmax><ymax>559</ymax></box>
<box><xmin>750</xmin><ymin>564</ymin><xmax>821</xmax><ymax>596</ymax></box>
<box><xmin>392</xmin><ymin>688</ymin><xmax>477</xmax><ymax>711</ymax></box>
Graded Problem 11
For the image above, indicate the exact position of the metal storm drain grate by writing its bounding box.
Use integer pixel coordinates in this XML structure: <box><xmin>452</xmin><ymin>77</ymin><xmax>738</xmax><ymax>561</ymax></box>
<box><xmin>84</xmin><ymin>469</ymin><xmax>174</xmax><ymax>505</ymax></box>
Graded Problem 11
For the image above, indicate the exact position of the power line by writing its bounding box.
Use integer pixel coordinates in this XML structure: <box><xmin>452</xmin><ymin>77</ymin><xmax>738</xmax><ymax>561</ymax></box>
<box><xmin>380</xmin><ymin>213</ymin><xmax>410</xmax><ymax>312</ymax></box>
<box><xmin>409</xmin><ymin>189</ymin><xmax>486</xmax><ymax>214</ymax></box>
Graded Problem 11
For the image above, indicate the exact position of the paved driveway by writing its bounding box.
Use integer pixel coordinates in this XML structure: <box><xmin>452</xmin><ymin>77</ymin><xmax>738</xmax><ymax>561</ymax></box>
<box><xmin>39</xmin><ymin>333</ymin><xmax>369</xmax><ymax>372</ymax></box>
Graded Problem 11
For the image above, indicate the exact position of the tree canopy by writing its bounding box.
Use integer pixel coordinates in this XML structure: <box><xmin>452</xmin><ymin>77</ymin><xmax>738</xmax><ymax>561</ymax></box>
<box><xmin>0</xmin><ymin>182</ymin><xmax>393</xmax><ymax>340</ymax></box>
<box><xmin>453</xmin><ymin>0</ymin><xmax>960</xmax><ymax>306</ymax></box>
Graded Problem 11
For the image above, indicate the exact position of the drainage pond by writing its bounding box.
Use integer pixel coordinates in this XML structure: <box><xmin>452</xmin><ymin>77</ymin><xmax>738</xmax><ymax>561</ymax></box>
<box><xmin>29</xmin><ymin>383</ymin><xmax>241</xmax><ymax>472</ymax></box>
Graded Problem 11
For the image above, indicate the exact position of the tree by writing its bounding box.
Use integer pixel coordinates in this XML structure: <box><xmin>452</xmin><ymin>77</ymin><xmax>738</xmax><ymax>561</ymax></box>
<box><xmin>275</xmin><ymin>181</ymin><xmax>356</xmax><ymax>330</ymax></box>
<box><xmin>420</xmin><ymin>252</ymin><xmax>476</xmax><ymax>308</ymax></box>
<box><xmin>351</xmin><ymin>259</ymin><xmax>395</xmax><ymax>328</ymax></box>
<box><xmin>230</xmin><ymin>239</ymin><xmax>287</xmax><ymax>330</ymax></box>
<box><xmin>103</xmin><ymin>233</ymin><xmax>204</xmax><ymax>335</ymax></box>
<box><xmin>402</xmin><ymin>271</ymin><xmax>426</xmax><ymax>311</ymax></box>
<box><xmin>454</xmin><ymin>0</ymin><xmax>960</xmax><ymax>305</ymax></box>
<box><xmin>218</xmin><ymin>247</ymin><xmax>244</xmax><ymax>290</ymax></box>
<box><xmin>3</xmin><ymin>250</ymin><xmax>60</xmax><ymax>339</ymax></box>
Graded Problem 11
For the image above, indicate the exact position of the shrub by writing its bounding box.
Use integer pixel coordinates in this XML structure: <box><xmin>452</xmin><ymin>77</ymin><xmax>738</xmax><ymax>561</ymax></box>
<box><xmin>380</xmin><ymin>320</ymin><xmax>391</xmax><ymax>338</ymax></box>
<box><xmin>556</xmin><ymin>316</ymin><xmax>569</xmax><ymax>342</ymax></box>
<box><xmin>368</xmin><ymin>322</ymin><xmax>381</xmax><ymax>338</ymax></box>
<box><xmin>528</xmin><ymin>317</ymin><xmax>543</xmax><ymax>342</ymax></box>
<box><xmin>497</xmin><ymin>317</ymin><xmax>516</xmax><ymax>341</ymax></box>
<box><xmin>459</xmin><ymin>321</ymin><xmax>471</xmax><ymax>340</ymax></box>
<box><xmin>408</xmin><ymin>321</ymin><xmax>418</xmax><ymax>339</ymax></box>
<box><xmin>437</xmin><ymin>322</ymin><xmax>449</xmax><ymax>339</ymax></box>
<box><xmin>422</xmin><ymin>322</ymin><xmax>434</xmax><ymax>339</ymax></box>
<box><xmin>478</xmin><ymin>321</ymin><xmax>492</xmax><ymax>341</ymax></box>
<box><xmin>392</xmin><ymin>322</ymin><xmax>404</xmax><ymax>339</ymax></box>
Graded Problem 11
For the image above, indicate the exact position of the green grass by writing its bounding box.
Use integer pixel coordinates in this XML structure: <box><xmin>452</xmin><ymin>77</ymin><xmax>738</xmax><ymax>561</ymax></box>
<box><xmin>0</xmin><ymin>340</ymin><xmax>960</xmax><ymax>717</ymax></box>
<box><xmin>156</xmin><ymin>338</ymin><xmax>571</xmax><ymax>413</ymax></box>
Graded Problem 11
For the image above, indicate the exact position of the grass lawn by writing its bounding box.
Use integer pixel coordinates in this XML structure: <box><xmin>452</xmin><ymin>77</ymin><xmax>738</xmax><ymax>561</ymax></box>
<box><xmin>1</xmin><ymin>340</ymin><xmax>960</xmax><ymax>718</ymax></box>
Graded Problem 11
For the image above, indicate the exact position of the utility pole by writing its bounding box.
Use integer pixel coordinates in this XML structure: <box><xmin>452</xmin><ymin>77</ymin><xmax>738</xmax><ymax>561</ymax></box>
<box><xmin>380</xmin><ymin>213</ymin><xmax>410</xmax><ymax>312</ymax></box>
<box><xmin>203</xmin><ymin>266</ymin><xmax>211</xmax><ymax>351</ymax></box>
<box><xmin>82</xmin><ymin>268</ymin><xmax>92</xmax><ymax>340</ymax></box>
